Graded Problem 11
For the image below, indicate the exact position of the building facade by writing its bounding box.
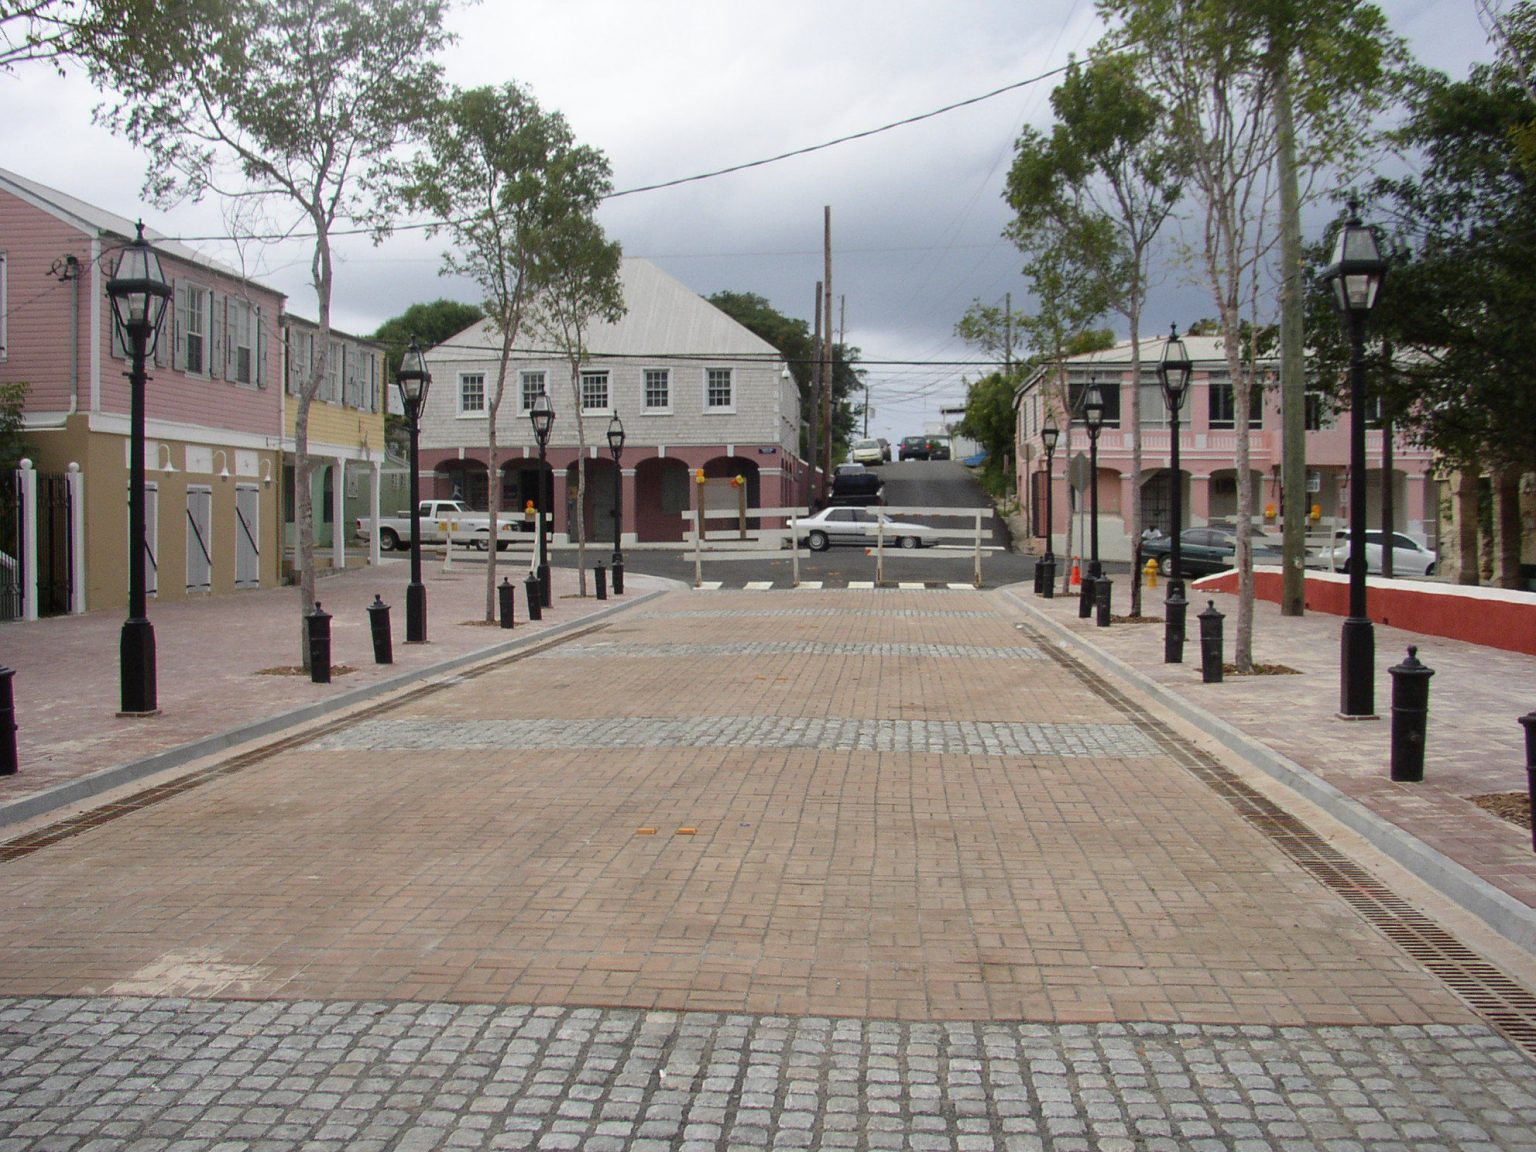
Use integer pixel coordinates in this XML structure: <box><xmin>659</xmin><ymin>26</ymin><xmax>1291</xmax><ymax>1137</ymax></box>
<box><xmin>1</xmin><ymin>167</ymin><xmax>285</xmax><ymax>613</ymax></box>
<box><xmin>1014</xmin><ymin>334</ymin><xmax>1439</xmax><ymax>563</ymax></box>
<box><xmin>415</xmin><ymin>259</ymin><xmax>805</xmax><ymax>544</ymax></box>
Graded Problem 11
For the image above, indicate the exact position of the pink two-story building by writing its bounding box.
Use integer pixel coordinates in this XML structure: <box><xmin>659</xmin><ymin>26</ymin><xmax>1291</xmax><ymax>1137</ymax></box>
<box><xmin>1</xmin><ymin>167</ymin><xmax>285</xmax><ymax>614</ymax></box>
<box><xmin>1013</xmin><ymin>333</ymin><xmax>1438</xmax><ymax>563</ymax></box>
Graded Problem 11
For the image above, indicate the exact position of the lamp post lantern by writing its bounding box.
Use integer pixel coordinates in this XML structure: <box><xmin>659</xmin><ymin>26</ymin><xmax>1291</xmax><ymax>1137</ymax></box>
<box><xmin>107</xmin><ymin>222</ymin><xmax>172</xmax><ymax>715</ymax></box>
<box><xmin>395</xmin><ymin>339</ymin><xmax>432</xmax><ymax>643</ymax></box>
<box><xmin>1080</xmin><ymin>383</ymin><xmax>1106</xmax><ymax>621</ymax></box>
<box><xmin>1040</xmin><ymin>418</ymin><xmax>1060</xmax><ymax>599</ymax></box>
<box><xmin>606</xmin><ymin>413</ymin><xmax>626</xmax><ymax>594</ymax></box>
<box><xmin>1321</xmin><ymin>201</ymin><xmax>1388</xmax><ymax>718</ymax></box>
<box><xmin>529</xmin><ymin>392</ymin><xmax>555</xmax><ymax>608</ymax></box>
<box><xmin>1158</xmin><ymin>324</ymin><xmax>1193</xmax><ymax>663</ymax></box>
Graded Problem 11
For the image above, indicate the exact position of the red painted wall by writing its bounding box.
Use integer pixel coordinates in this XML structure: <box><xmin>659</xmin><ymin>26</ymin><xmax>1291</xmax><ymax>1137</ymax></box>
<box><xmin>1197</xmin><ymin>568</ymin><xmax>1536</xmax><ymax>656</ymax></box>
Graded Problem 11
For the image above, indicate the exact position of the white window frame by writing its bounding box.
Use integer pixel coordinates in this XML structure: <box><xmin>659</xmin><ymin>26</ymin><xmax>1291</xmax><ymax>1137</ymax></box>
<box><xmin>643</xmin><ymin>367</ymin><xmax>671</xmax><ymax>413</ymax></box>
<box><xmin>226</xmin><ymin>297</ymin><xmax>257</xmax><ymax>386</ymax></box>
<box><xmin>580</xmin><ymin>370</ymin><xmax>610</xmax><ymax>413</ymax></box>
<box><xmin>520</xmin><ymin>371</ymin><xmax>546</xmax><ymax>414</ymax></box>
<box><xmin>458</xmin><ymin>372</ymin><xmax>487</xmax><ymax>417</ymax></box>
<box><xmin>705</xmin><ymin>367</ymin><xmax>734</xmax><ymax>413</ymax></box>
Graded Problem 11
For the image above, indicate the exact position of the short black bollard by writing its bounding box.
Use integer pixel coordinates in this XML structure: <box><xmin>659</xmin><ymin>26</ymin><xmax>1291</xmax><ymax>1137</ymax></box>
<box><xmin>595</xmin><ymin>562</ymin><xmax>607</xmax><ymax>601</ymax></box>
<box><xmin>498</xmin><ymin>576</ymin><xmax>516</xmax><ymax>629</ymax></box>
<box><xmin>1520</xmin><ymin>711</ymin><xmax>1536</xmax><ymax>852</ymax></box>
<box><xmin>1078</xmin><ymin>571</ymin><xmax>1095</xmax><ymax>619</ymax></box>
<box><xmin>307</xmin><ymin>601</ymin><xmax>332</xmax><ymax>685</ymax></box>
<box><xmin>612</xmin><ymin>559</ymin><xmax>624</xmax><ymax>596</ymax></box>
<box><xmin>1041</xmin><ymin>556</ymin><xmax>1056</xmax><ymax>599</ymax></box>
<box><xmin>1095</xmin><ymin>577</ymin><xmax>1113</xmax><ymax>628</ymax></box>
<box><xmin>524</xmin><ymin>571</ymin><xmax>543</xmax><ymax>621</ymax></box>
<box><xmin>1164</xmin><ymin>583</ymin><xmax>1187</xmax><ymax>664</ymax></box>
<box><xmin>0</xmin><ymin>666</ymin><xmax>17</xmax><ymax>777</ymax></box>
<box><xmin>1033</xmin><ymin>559</ymin><xmax>1045</xmax><ymax>595</ymax></box>
<box><xmin>368</xmin><ymin>594</ymin><xmax>393</xmax><ymax>664</ymax></box>
<box><xmin>1198</xmin><ymin>600</ymin><xmax>1224</xmax><ymax>683</ymax></box>
<box><xmin>1388</xmin><ymin>646</ymin><xmax>1435</xmax><ymax>782</ymax></box>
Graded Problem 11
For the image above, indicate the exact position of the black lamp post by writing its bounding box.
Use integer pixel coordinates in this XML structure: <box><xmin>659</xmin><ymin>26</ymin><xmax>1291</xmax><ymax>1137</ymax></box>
<box><xmin>529</xmin><ymin>392</ymin><xmax>555</xmax><ymax>608</ymax></box>
<box><xmin>107</xmin><ymin>222</ymin><xmax>172</xmax><ymax>715</ymax></box>
<box><xmin>606</xmin><ymin>413</ymin><xmax>626</xmax><ymax>595</ymax></box>
<box><xmin>1158</xmin><ymin>324</ymin><xmax>1193</xmax><ymax>663</ymax></box>
<box><xmin>1080</xmin><ymin>383</ymin><xmax>1106</xmax><ymax>621</ymax></box>
<box><xmin>1040</xmin><ymin>418</ymin><xmax>1059</xmax><ymax>599</ymax></box>
<box><xmin>1321</xmin><ymin>201</ymin><xmax>1388</xmax><ymax>718</ymax></box>
<box><xmin>396</xmin><ymin>339</ymin><xmax>431</xmax><ymax>643</ymax></box>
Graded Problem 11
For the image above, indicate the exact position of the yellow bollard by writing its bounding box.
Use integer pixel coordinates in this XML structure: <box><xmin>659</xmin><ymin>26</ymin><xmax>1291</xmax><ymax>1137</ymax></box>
<box><xmin>1144</xmin><ymin>557</ymin><xmax>1159</xmax><ymax>589</ymax></box>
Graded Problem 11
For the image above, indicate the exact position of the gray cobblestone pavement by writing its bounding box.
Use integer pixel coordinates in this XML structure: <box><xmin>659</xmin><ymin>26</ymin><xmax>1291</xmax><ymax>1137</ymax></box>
<box><xmin>303</xmin><ymin>716</ymin><xmax>1158</xmax><ymax>759</ymax></box>
<box><xmin>2</xmin><ymin>999</ymin><xmax>1534</xmax><ymax>1152</ymax></box>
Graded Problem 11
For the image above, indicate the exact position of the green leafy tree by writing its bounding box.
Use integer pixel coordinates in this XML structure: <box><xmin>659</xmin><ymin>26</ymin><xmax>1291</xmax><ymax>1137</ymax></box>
<box><xmin>1005</xmin><ymin>51</ymin><xmax>1183</xmax><ymax>613</ymax></box>
<box><xmin>954</xmin><ymin>372</ymin><xmax>1017</xmax><ymax>498</ymax></box>
<box><xmin>372</xmin><ymin>299</ymin><xmax>484</xmax><ymax>383</ymax></box>
<box><xmin>81</xmin><ymin>0</ymin><xmax>452</xmax><ymax>665</ymax></box>
<box><xmin>1097</xmin><ymin>0</ymin><xmax>1398</xmax><ymax>668</ymax></box>
<box><xmin>527</xmin><ymin>214</ymin><xmax>625</xmax><ymax>596</ymax></box>
<box><xmin>0</xmin><ymin>382</ymin><xmax>29</xmax><ymax>469</ymax></box>
<box><xmin>406</xmin><ymin>82</ymin><xmax>613</xmax><ymax>620</ymax></box>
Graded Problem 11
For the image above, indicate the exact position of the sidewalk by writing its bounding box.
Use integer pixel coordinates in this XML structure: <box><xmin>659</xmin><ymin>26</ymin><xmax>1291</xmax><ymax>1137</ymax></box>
<box><xmin>1011</xmin><ymin>574</ymin><xmax>1536</xmax><ymax>958</ymax></box>
<box><xmin>0</xmin><ymin>556</ymin><xmax>672</xmax><ymax>826</ymax></box>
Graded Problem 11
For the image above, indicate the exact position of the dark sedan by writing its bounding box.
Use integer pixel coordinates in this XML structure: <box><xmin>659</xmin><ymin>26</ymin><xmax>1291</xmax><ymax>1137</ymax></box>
<box><xmin>1141</xmin><ymin>526</ymin><xmax>1282</xmax><ymax>577</ymax></box>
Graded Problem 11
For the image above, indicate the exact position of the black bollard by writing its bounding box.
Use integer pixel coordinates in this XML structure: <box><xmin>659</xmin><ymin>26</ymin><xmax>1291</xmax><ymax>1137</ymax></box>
<box><xmin>595</xmin><ymin>562</ymin><xmax>607</xmax><ymax>601</ymax></box>
<box><xmin>1198</xmin><ymin>600</ymin><xmax>1224</xmax><ymax>684</ymax></box>
<box><xmin>1388</xmin><ymin>646</ymin><xmax>1435</xmax><ymax>782</ymax></box>
<box><xmin>367</xmin><ymin>594</ymin><xmax>393</xmax><ymax>664</ymax></box>
<box><xmin>1041</xmin><ymin>556</ymin><xmax>1056</xmax><ymax>600</ymax></box>
<box><xmin>1520</xmin><ymin>712</ymin><xmax>1536</xmax><ymax>853</ymax></box>
<box><xmin>524</xmin><ymin>571</ymin><xmax>543</xmax><ymax>621</ymax></box>
<box><xmin>1164</xmin><ymin>582</ymin><xmax>1187</xmax><ymax>664</ymax></box>
<box><xmin>1033</xmin><ymin>559</ymin><xmax>1045</xmax><ymax>595</ymax></box>
<box><xmin>612</xmin><ymin>559</ymin><xmax>624</xmax><ymax>596</ymax></box>
<box><xmin>0</xmin><ymin>666</ymin><xmax>16</xmax><ymax>776</ymax></box>
<box><xmin>1078</xmin><ymin>571</ymin><xmax>1095</xmax><ymax>619</ymax></box>
<box><xmin>498</xmin><ymin>576</ymin><xmax>516</xmax><ymax>629</ymax></box>
<box><xmin>1095</xmin><ymin>577</ymin><xmax>1112</xmax><ymax>628</ymax></box>
<box><xmin>307</xmin><ymin>601</ymin><xmax>332</xmax><ymax>684</ymax></box>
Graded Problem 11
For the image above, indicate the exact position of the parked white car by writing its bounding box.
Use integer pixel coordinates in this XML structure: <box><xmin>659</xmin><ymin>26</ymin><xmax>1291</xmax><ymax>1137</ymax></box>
<box><xmin>1314</xmin><ymin>529</ymin><xmax>1437</xmax><ymax>576</ymax></box>
<box><xmin>793</xmin><ymin>507</ymin><xmax>934</xmax><ymax>551</ymax></box>
<box><xmin>849</xmin><ymin>438</ymin><xmax>885</xmax><ymax>466</ymax></box>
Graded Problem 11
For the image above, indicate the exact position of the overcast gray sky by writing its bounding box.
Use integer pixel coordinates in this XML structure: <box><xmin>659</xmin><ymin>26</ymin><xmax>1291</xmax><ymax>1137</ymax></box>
<box><xmin>1</xmin><ymin>0</ymin><xmax>1494</xmax><ymax>442</ymax></box>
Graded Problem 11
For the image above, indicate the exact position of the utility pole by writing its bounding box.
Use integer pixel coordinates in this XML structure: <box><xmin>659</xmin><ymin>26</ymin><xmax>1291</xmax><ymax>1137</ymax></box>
<box><xmin>822</xmin><ymin>206</ymin><xmax>834</xmax><ymax>489</ymax></box>
<box><xmin>810</xmin><ymin>280</ymin><xmax>822</xmax><ymax>504</ymax></box>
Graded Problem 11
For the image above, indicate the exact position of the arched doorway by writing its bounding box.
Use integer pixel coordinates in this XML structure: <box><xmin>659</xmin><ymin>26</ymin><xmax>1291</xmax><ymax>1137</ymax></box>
<box><xmin>1140</xmin><ymin>469</ymin><xmax>1187</xmax><ymax>538</ymax></box>
<box><xmin>436</xmin><ymin>459</ymin><xmax>488</xmax><ymax>507</ymax></box>
<box><xmin>634</xmin><ymin>457</ymin><xmax>690</xmax><ymax>542</ymax></box>
<box><xmin>504</xmin><ymin>460</ymin><xmax>554</xmax><ymax>527</ymax></box>
<box><xmin>563</xmin><ymin>458</ymin><xmax>620</xmax><ymax>543</ymax></box>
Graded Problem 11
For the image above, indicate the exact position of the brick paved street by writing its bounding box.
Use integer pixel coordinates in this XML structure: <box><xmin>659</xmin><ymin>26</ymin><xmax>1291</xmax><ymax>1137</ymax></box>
<box><xmin>2</xmin><ymin>583</ymin><xmax>1535</xmax><ymax>1149</ymax></box>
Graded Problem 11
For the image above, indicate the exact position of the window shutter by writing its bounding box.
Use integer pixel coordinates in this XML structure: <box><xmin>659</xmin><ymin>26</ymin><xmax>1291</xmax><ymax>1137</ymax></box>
<box><xmin>256</xmin><ymin>305</ymin><xmax>267</xmax><ymax>388</ymax></box>
<box><xmin>209</xmin><ymin>292</ymin><xmax>224</xmax><ymax>379</ymax></box>
<box><xmin>171</xmin><ymin>282</ymin><xmax>186</xmax><ymax>371</ymax></box>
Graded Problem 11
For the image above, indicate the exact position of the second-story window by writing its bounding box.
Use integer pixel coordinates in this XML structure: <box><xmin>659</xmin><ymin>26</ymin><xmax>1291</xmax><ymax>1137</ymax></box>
<box><xmin>1069</xmin><ymin>378</ymin><xmax>1121</xmax><ymax>428</ymax></box>
<box><xmin>459</xmin><ymin>372</ymin><xmax>486</xmax><ymax>415</ymax></box>
<box><xmin>227</xmin><ymin>298</ymin><xmax>257</xmax><ymax>385</ymax></box>
<box><xmin>1208</xmin><ymin>377</ymin><xmax>1263</xmax><ymax>429</ymax></box>
<box><xmin>706</xmin><ymin>367</ymin><xmax>733</xmax><ymax>411</ymax></box>
<box><xmin>581</xmin><ymin>370</ymin><xmax>609</xmax><ymax>412</ymax></box>
<box><xmin>520</xmin><ymin>370</ymin><xmax>545</xmax><ymax>413</ymax></box>
<box><xmin>644</xmin><ymin>368</ymin><xmax>670</xmax><ymax>411</ymax></box>
<box><xmin>326</xmin><ymin>340</ymin><xmax>342</xmax><ymax>402</ymax></box>
<box><xmin>176</xmin><ymin>283</ymin><xmax>209</xmax><ymax>375</ymax></box>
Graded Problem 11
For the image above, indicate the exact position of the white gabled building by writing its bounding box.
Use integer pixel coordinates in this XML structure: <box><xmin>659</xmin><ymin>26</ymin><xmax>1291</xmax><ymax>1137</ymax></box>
<box><xmin>417</xmin><ymin>258</ymin><xmax>805</xmax><ymax>542</ymax></box>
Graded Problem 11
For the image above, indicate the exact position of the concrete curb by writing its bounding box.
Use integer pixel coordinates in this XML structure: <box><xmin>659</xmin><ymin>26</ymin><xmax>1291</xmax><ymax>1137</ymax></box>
<box><xmin>1001</xmin><ymin>585</ymin><xmax>1536</xmax><ymax>959</ymax></box>
<box><xmin>0</xmin><ymin>589</ymin><xmax>668</xmax><ymax>832</ymax></box>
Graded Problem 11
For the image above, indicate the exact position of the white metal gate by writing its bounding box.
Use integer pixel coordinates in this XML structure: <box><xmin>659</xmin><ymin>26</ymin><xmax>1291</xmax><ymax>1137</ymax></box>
<box><xmin>234</xmin><ymin>484</ymin><xmax>260</xmax><ymax>589</ymax></box>
<box><xmin>186</xmin><ymin>485</ymin><xmax>212</xmax><ymax>594</ymax></box>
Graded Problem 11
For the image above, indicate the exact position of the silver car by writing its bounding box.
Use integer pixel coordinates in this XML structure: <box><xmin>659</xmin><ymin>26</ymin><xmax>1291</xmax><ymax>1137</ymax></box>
<box><xmin>1316</xmin><ymin>529</ymin><xmax>1437</xmax><ymax>576</ymax></box>
<box><xmin>795</xmin><ymin>507</ymin><xmax>933</xmax><ymax>551</ymax></box>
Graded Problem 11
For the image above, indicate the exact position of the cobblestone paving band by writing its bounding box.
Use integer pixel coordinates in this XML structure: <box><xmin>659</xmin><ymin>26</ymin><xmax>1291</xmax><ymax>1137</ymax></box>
<box><xmin>541</xmin><ymin>641</ymin><xmax>1045</xmax><ymax>660</ymax></box>
<box><xmin>301</xmin><ymin>716</ymin><xmax>1158</xmax><ymax>758</ymax></box>
<box><xmin>2</xmin><ymin>999</ymin><xmax>1533</xmax><ymax>1152</ymax></box>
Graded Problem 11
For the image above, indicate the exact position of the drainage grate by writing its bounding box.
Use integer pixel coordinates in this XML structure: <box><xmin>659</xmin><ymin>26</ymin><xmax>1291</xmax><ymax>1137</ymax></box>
<box><xmin>1023</xmin><ymin>619</ymin><xmax>1536</xmax><ymax>1062</ymax></box>
<box><xmin>0</xmin><ymin>623</ymin><xmax>611</xmax><ymax>864</ymax></box>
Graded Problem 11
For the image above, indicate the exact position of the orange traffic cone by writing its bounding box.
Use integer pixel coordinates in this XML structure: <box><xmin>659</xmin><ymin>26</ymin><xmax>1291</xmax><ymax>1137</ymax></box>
<box><xmin>1071</xmin><ymin>556</ymin><xmax>1081</xmax><ymax>586</ymax></box>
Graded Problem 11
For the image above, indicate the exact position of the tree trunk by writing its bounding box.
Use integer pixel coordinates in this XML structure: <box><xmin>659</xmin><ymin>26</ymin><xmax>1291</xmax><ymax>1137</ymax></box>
<box><xmin>295</xmin><ymin>225</ymin><xmax>333</xmax><ymax>669</ymax></box>
<box><xmin>1275</xmin><ymin>60</ymin><xmax>1308</xmax><ymax>617</ymax></box>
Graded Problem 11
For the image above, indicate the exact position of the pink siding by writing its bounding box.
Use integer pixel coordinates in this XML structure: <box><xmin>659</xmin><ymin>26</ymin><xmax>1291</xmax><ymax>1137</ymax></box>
<box><xmin>1</xmin><ymin>187</ymin><xmax>284</xmax><ymax>439</ymax></box>
<box><xmin>0</xmin><ymin>197</ymin><xmax>86</xmax><ymax>413</ymax></box>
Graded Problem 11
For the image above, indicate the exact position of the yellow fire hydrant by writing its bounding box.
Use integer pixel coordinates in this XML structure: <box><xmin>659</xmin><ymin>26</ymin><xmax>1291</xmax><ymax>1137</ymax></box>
<box><xmin>1144</xmin><ymin>557</ymin><xmax>1159</xmax><ymax>589</ymax></box>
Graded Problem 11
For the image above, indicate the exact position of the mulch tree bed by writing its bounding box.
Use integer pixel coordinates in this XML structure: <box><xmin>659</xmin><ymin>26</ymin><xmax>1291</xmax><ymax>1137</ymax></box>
<box><xmin>1470</xmin><ymin>792</ymin><xmax>1533</xmax><ymax>831</ymax></box>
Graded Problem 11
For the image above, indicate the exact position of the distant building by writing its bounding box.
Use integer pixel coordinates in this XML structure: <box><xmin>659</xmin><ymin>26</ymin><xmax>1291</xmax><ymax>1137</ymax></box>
<box><xmin>416</xmin><ymin>259</ymin><xmax>805</xmax><ymax>543</ymax></box>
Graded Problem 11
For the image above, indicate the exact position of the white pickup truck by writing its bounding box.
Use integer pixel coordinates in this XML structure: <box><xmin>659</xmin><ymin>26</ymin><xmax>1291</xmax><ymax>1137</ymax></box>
<box><xmin>356</xmin><ymin>500</ymin><xmax>531</xmax><ymax>552</ymax></box>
